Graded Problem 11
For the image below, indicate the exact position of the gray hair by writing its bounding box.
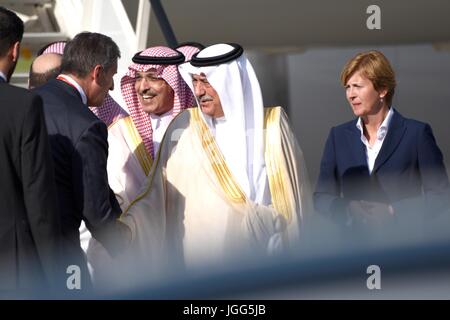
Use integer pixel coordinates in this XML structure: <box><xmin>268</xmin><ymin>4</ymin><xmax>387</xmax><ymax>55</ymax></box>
<box><xmin>60</xmin><ymin>32</ymin><xmax>120</xmax><ymax>77</ymax></box>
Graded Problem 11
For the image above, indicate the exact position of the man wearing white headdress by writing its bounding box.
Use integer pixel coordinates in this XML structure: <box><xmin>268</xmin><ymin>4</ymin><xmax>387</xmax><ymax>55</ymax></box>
<box><xmin>120</xmin><ymin>43</ymin><xmax>312</xmax><ymax>280</ymax></box>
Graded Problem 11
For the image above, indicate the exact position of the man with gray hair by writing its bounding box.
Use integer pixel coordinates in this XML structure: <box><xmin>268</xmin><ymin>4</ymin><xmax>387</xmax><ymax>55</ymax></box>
<box><xmin>34</xmin><ymin>32</ymin><xmax>130</xmax><ymax>291</ymax></box>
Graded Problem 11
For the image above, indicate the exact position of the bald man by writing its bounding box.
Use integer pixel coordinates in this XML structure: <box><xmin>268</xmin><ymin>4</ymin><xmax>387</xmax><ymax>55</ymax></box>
<box><xmin>28</xmin><ymin>53</ymin><xmax>62</xmax><ymax>89</ymax></box>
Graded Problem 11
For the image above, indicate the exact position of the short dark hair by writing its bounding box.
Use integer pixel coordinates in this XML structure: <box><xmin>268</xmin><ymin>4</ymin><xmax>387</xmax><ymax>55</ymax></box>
<box><xmin>0</xmin><ymin>6</ymin><xmax>24</xmax><ymax>57</ymax></box>
<box><xmin>60</xmin><ymin>32</ymin><xmax>120</xmax><ymax>78</ymax></box>
<box><xmin>29</xmin><ymin>65</ymin><xmax>61</xmax><ymax>89</ymax></box>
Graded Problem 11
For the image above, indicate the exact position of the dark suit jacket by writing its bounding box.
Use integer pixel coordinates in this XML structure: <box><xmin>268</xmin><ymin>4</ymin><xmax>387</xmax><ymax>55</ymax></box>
<box><xmin>34</xmin><ymin>79</ymin><xmax>124</xmax><ymax>286</ymax></box>
<box><xmin>0</xmin><ymin>79</ymin><xmax>61</xmax><ymax>293</ymax></box>
<box><xmin>314</xmin><ymin>109</ymin><xmax>450</xmax><ymax>228</ymax></box>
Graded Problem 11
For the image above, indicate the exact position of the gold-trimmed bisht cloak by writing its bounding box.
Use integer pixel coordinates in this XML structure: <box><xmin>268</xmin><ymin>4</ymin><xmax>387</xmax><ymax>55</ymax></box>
<box><xmin>118</xmin><ymin>106</ymin><xmax>312</xmax><ymax>284</ymax></box>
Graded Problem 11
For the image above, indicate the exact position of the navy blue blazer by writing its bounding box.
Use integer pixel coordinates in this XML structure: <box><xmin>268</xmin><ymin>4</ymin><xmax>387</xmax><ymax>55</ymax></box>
<box><xmin>34</xmin><ymin>79</ymin><xmax>125</xmax><ymax>284</ymax></box>
<box><xmin>314</xmin><ymin>109</ymin><xmax>449</xmax><ymax>225</ymax></box>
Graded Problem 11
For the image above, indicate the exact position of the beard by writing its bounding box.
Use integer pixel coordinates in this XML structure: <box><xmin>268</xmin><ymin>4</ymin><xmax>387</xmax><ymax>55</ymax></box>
<box><xmin>6</xmin><ymin>59</ymin><xmax>18</xmax><ymax>83</ymax></box>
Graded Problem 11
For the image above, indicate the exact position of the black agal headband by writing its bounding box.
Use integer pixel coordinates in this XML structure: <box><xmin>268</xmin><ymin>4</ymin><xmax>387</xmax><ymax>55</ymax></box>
<box><xmin>190</xmin><ymin>43</ymin><xmax>244</xmax><ymax>67</ymax></box>
<box><xmin>132</xmin><ymin>49</ymin><xmax>185</xmax><ymax>65</ymax></box>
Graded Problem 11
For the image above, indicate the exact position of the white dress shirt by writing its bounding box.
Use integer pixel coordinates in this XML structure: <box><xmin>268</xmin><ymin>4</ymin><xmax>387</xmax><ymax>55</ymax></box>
<box><xmin>57</xmin><ymin>74</ymin><xmax>88</xmax><ymax>105</ymax></box>
<box><xmin>356</xmin><ymin>107</ymin><xmax>394</xmax><ymax>174</ymax></box>
<box><xmin>149</xmin><ymin>110</ymin><xmax>173</xmax><ymax>155</ymax></box>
